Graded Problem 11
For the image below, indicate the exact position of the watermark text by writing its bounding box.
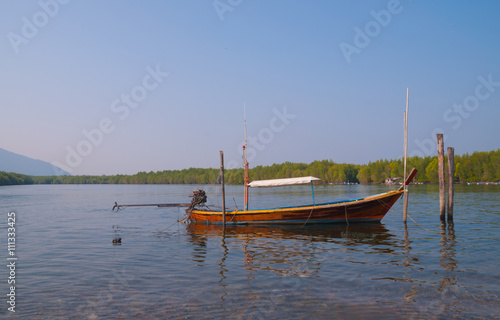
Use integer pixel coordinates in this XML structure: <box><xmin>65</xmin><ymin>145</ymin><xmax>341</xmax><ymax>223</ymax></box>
<box><xmin>7</xmin><ymin>0</ymin><xmax>71</xmax><ymax>54</ymax></box>
<box><xmin>6</xmin><ymin>212</ymin><xmax>17</xmax><ymax>313</ymax></box>
<box><xmin>340</xmin><ymin>0</ymin><xmax>404</xmax><ymax>64</ymax></box>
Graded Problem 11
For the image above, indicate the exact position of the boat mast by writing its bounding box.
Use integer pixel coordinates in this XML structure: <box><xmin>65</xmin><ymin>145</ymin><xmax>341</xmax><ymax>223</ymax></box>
<box><xmin>403</xmin><ymin>88</ymin><xmax>409</xmax><ymax>223</ymax></box>
<box><xmin>243</xmin><ymin>104</ymin><xmax>249</xmax><ymax>210</ymax></box>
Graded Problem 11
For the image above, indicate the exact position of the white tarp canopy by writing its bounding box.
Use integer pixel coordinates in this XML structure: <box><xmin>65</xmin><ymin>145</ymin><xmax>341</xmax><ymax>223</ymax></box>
<box><xmin>248</xmin><ymin>176</ymin><xmax>321</xmax><ymax>188</ymax></box>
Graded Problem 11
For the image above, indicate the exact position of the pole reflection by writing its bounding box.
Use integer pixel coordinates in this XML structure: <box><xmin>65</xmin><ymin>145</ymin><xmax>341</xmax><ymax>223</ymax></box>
<box><xmin>219</xmin><ymin>233</ymin><xmax>229</xmax><ymax>305</ymax></box>
<box><xmin>402</xmin><ymin>223</ymin><xmax>419</xmax><ymax>304</ymax></box>
<box><xmin>439</xmin><ymin>221</ymin><xmax>458</xmax><ymax>290</ymax></box>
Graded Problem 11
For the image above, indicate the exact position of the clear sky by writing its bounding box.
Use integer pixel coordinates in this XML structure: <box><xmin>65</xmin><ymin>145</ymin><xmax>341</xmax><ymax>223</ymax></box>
<box><xmin>1</xmin><ymin>0</ymin><xmax>499</xmax><ymax>175</ymax></box>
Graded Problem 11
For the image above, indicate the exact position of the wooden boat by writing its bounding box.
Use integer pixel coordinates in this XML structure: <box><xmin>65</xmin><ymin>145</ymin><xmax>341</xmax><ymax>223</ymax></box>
<box><xmin>187</xmin><ymin>119</ymin><xmax>418</xmax><ymax>225</ymax></box>
<box><xmin>114</xmin><ymin>169</ymin><xmax>416</xmax><ymax>223</ymax></box>
<box><xmin>187</xmin><ymin>169</ymin><xmax>416</xmax><ymax>225</ymax></box>
<box><xmin>113</xmin><ymin>116</ymin><xmax>417</xmax><ymax>224</ymax></box>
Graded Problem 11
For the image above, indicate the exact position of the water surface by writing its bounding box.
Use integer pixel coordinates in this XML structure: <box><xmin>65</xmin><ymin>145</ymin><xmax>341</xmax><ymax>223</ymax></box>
<box><xmin>1</xmin><ymin>184</ymin><xmax>499</xmax><ymax>319</ymax></box>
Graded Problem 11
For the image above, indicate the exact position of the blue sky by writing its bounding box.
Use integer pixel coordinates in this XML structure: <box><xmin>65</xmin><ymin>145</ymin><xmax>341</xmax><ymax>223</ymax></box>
<box><xmin>1</xmin><ymin>0</ymin><xmax>499</xmax><ymax>175</ymax></box>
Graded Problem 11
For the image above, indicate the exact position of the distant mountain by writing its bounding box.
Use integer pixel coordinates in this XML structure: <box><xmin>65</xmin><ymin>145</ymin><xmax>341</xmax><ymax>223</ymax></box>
<box><xmin>0</xmin><ymin>148</ymin><xmax>70</xmax><ymax>176</ymax></box>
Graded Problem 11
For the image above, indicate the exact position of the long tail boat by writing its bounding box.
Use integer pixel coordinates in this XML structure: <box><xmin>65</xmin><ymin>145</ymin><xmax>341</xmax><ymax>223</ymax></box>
<box><xmin>186</xmin><ymin>117</ymin><xmax>418</xmax><ymax>225</ymax></box>
<box><xmin>114</xmin><ymin>166</ymin><xmax>417</xmax><ymax>223</ymax></box>
<box><xmin>113</xmin><ymin>118</ymin><xmax>417</xmax><ymax>224</ymax></box>
<box><xmin>187</xmin><ymin>168</ymin><xmax>417</xmax><ymax>225</ymax></box>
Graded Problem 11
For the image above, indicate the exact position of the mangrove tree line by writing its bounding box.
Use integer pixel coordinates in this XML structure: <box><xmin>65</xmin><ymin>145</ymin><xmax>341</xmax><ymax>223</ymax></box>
<box><xmin>1</xmin><ymin>149</ymin><xmax>499</xmax><ymax>186</ymax></box>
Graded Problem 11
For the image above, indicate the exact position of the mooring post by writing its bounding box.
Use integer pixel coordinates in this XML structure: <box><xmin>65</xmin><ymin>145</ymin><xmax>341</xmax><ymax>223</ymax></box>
<box><xmin>220</xmin><ymin>151</ymin><xmax>226</xmax><ymax>228</ymax></box>
<box><xmin>403</xmin><ymin>88</ymin><xmax>409</xmax><ymax>223</ymax></box>
<box><xmin>447</xmin><ymin>147</ymin><xmax>455</xmax><ymax>221</ymax></box>
<box><xmin>436</xmin><ymin>134</ymin><xmax>446</xmax><ymax>221</ymax></box>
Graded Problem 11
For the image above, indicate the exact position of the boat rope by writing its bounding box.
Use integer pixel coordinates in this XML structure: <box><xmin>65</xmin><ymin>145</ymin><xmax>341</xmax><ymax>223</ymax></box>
<box><xmin>213</xmin><ymin>175</ymin><xmax>221</xmax><ymax>207</ymax></box>
<box><xmin>376</xmin><ymin>198</ymin><xmax>393</xmax><ymax>210</ymax></box>
<box><xmin>345</xmin><ymin>204</ymin><xmax>350</xmax><ymax>226</ymax></box>
<box><xmin>302</xmin><ymin>207</ymin><xmax>314</xmax><ymax>227</ymax></box>
<box><xmin>156</xmin><ymin>216</ymin><xmax>190</xmax><ymax>233</ymax></box>
<box><xmin>406</xmin><ymin>212</ymin><xmax>436</xmax><ymax>233</ymax></box>
<box><xmin>233</xmin><ymin>198</ymin><xmax>239</xmax><ymax>211</ymax></box>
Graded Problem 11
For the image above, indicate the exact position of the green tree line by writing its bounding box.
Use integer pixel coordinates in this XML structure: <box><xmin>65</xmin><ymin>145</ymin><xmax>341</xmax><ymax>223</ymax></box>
<box><xmin>357</xmin><ymin>149</ymin><xmax>500</xmax><ymax>183</ymax></box>
<box><xmin>0</xmin><ymin>172</ymin><xmax>34</xmax><ymax>185</ymax></box>
<box><xmin>2</xmin><ymin>149</ymin><xmax>499</xmax><ymax>186</ymax></box>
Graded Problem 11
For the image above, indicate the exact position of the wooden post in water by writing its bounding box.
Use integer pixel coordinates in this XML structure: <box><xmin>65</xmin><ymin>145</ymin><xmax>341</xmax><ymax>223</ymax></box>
<box><xmin>403</xmin><ymin>88</ymin><xmax>409</xmax><ymax>223</ymax></box>
<box><xmin>447</xmin><ymin>147</ymin><xmax>455</xmax><ymax>221</ymax></box>
<box><xmin>243</xmin><ymin>105</ymin><xmax>250</xmax><ymax>211</ymax></box>
<box><xmin>436</xmin><ymin>134</ymin><xmax>446</xmax><ymax>221</ymax></box>
<box><xmin>220</xmin><ymin>151</ymin><xmax>226</xmax><ymax>228</ymax></box>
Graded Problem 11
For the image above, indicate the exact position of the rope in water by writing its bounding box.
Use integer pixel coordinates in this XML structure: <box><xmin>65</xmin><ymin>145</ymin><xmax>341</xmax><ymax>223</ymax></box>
<box><xmin>407</xmin><ymin>212</ymin><xmax>435</xmax><ymax>233</ymax></box>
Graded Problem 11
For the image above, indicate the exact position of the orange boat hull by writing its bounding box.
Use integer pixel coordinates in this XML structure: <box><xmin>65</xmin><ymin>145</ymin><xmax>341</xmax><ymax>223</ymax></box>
<box><xmin>187</xmin><ymin>190</ymin><xmax>403</xmax><ymax>225</ymax></box>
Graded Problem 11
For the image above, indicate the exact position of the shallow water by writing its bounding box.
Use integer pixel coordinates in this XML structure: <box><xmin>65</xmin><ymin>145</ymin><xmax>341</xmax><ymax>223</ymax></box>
<box><xmin>1</xmin><ymin>184</ymin><xmax>499</xmax><ymax>319</ymax></box>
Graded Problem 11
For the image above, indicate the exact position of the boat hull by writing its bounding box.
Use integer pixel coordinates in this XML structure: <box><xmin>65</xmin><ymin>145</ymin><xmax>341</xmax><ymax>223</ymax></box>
<box><xmin>187</xmin><ymin>190</ymin><xmax>403</xmax><ymax>225</ymax></box>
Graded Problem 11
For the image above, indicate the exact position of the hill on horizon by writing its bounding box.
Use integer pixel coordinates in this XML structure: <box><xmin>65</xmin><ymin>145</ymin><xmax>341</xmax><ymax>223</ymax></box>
<box><xmin>0</xmin><ymin>148</ymin><xmax>70</xmax><ymax>176</ymax></box>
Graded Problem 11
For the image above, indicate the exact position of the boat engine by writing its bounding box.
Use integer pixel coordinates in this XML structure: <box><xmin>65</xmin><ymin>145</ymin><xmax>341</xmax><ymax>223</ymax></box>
<box><xmin>189</xmin><ymin>189</ymin><xmax>207</xmax><ymax>209</ymax></box>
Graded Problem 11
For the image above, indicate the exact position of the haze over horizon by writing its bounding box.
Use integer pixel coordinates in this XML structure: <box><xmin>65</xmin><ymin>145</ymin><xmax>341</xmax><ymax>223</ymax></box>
<box><xmin>2</xmin><ymin>1</ymin><xmax>499</xmax><ymax>175</ymax></box>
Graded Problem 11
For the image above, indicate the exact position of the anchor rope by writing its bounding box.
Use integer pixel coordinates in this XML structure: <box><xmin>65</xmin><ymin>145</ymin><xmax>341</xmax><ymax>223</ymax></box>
<box><xmin>156</xmin><ymin>217</ymin><xmax>188</xmax><ymax>233</ymax></box>
<box><xmin>345</xmin><ymin>204</ymin><xmax>349</xmax><ymax>226</ymax></box>
<box><xmin>302</xmin><ymin>207</ymin><xmax>314</xmax><ymax>227</ymax></box>
<box><xmin>406</xmin><ymin>212</ymin><xmax>439</xmax><ymax>234</ymax></box>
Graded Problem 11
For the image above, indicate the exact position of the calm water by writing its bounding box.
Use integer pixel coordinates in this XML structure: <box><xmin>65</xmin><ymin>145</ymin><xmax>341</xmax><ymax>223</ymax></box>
<box><xmin>1</xmin><ymin>183</ymin><xmax>499</xmax><ymax>319</ymax></box>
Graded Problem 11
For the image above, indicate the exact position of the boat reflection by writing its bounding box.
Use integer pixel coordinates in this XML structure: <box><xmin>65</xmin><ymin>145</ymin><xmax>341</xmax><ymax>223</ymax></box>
<box><xmin>187</xmin><ymin>222</ymin><xmax>395</xmax><ymax>243</ymax></box>
<box><xmin>186</xmin><ymin>223</ymin><xmax>399</xmax><ymax>278</ymax></box>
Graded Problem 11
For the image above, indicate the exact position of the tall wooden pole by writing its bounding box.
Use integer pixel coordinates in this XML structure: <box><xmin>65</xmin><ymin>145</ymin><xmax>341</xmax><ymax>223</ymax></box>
<box><xmin>243</xmin><ymin>105</ymin><xmax>249</xmax><ymax>211</ymax></box>
<box><xmin>447</xmin><ymin>147</ymin><xmax>455</xmax><ymax>221</ymax></box>
<box><xmin>220</xmin><ymin>151</ymin><xmax>226</xmax><ymax>227</ymax></box>
<box><xmin>403</xmin><ymin>88</ymin><xmax>409</xmax><ymax>223</ymax></box>
<box><xmin>436</xmin><ymin>134</ymin><xmax>446</xmax><ymax>221</ymax></box>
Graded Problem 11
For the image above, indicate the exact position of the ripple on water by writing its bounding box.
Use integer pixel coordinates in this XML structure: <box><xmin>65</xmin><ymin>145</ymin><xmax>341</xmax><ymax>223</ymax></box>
<box><xmin>1</xmin><ymin>184</ymin><xmax>499</xmax><ymax>319</ymax></box>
